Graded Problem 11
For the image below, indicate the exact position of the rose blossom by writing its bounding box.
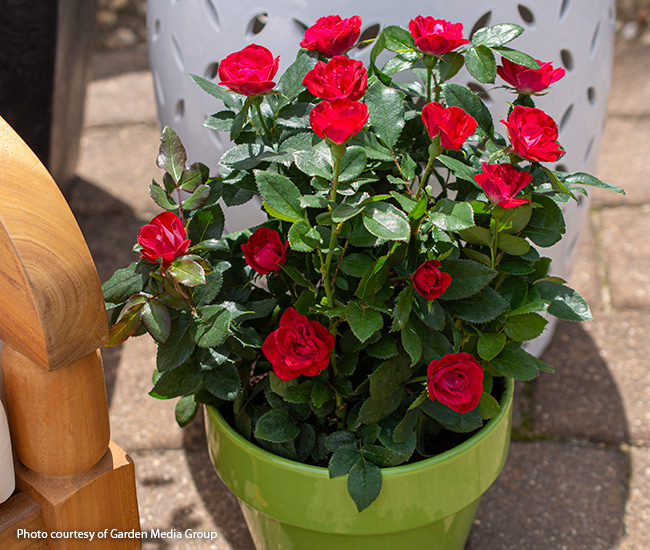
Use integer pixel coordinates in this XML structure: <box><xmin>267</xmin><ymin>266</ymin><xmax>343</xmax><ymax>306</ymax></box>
<box><xmin>300</xmin><ymin>15</ymin><xmax>362</xmax><ymax>57</ymax></box>
<box><xmin>302</xmin><ymin>56</ymin><xmax>368</xmax><ymax>101</ymax></box>
<box><xmin>218</xmin><ymin>44</ymin><xmax>279</xmax><ymax>96</ymax></box>
<box><xmin>474</xmin><ymin>162</ymin><xmax>533</xmax><ymax>208</ymax></box>
<box><xmin>501</xmin><ymin>105</ymin><xmax>564</xmax><ymax>163</ymax></box>
<box><xmin>409</xmin><ymin>16</ymin><xmax>469</xmax><ymax>55</ymax></box>
<box><xmin>262</xmin><ymin>308</ymin><xmax>335</xmax><ymax>381</ymax></box>
<box><xmin>427</xmin><ymin>352</ymin><xmax>484</xmax><ymax>413</ymax></box>
<box><xmin>137</xmin><ymin>212</ymin><xmax>190</xmax><ymax>267</ymax></box>
<box><xmin>309</xmin><ymin>99</ymin><xmax>369</xmax><ymax>145</ymax></box>
<box><xmin>241</xmin><ymin>227</ymin><xmax>288</xmax><ymax>275</ymax></box>
<box><xmin>421</xmin><ymin>102</ymin><xmax>477</xmax><ymax>151</ymax></box>
<box><xmin>497</xmin><ymin>58</ymin><xmax>565</xmax><ymax>94</ymax></box>
<box><xmin>412</xmin><ymin>259</ymin><xmax>452</xmax><ymax>300</ymax></box>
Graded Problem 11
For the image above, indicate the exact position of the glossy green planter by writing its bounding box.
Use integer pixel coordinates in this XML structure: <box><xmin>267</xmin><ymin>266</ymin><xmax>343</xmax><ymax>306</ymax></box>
<box><xmin>205</xmin><ymin>377</ymin><xmax>513</xmax><ymax>550</ymax></box>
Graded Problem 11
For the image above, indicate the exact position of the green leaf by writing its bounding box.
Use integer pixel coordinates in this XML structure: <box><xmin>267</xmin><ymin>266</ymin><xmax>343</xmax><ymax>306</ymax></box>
<box><xmin>339</xmin><ymin>146</ymin><xmax>367</xmax><ymax>182</ymax></box>
<box><xmin>204</xmin><ymin>111</ymin><xmax>236</xmax><ymax>132</ymax></box>
<box><xmin>391</xmin><ymin>286</ymin><xmax>414</xmax><ymax>332</ymax></box>
<box><xmin>157</xmin><ymin>315</ymin><xmax>195</xmax><ymax>372</ymax></box>
<box><xmin>535</xmin><ymin>281</ymin><xmax>592</xmax><ymax>321</ymax></box>
<box><xmin>190</xmin><ymin>74</ymin><xmax>243</xmax><ymax>110</ymax></box>
<box><xmin>168</xmin><ymin>258</ymin><xmax>206</xmax><ymax>287</ymax></box>
<box><xmin>365</xmin><ymin>81</ymin><xmax>405</xmax><ymax>154</ymax></box>
<box><xmin>157</xmin><ymin>126</ymin><xmax>187</xmax><ymax>183</ymax></box>
<box><xmin>288</xmin><ymin>220</ymin><xmax>320</xmax><ymax>252</ymax></box>
<box><xmin>381</xmin><ymin>24</ymin><xmax>416</xmax><ymax>51</ymax></box>
<box><xmin>142</xmin><ymin>297</ymin><xmax>171</xmax><ymax>343</ymax></box>
<box><xmin>255</xmin><ymin>170</ymin><xmax>305</xmax><ymax>222</ymax></box>
<box><xmin>220</xmin><ymin>143</ymin><xmax>267</xmax><ymax>171</ymax></box>
<box><xmin>311</xmin><ymin>381</ymin><xmax>335</xmax><ymax>408</ymax></box>
<box><xmin>193</xmin><ymin>305</ymin><xmax>232</xmax><ymax>348</ymax></box>
<box><xmin>393</xmin><ymin>409</ymin><xmax>419</xmax><ymax>444</ymax></box>
<box><xmin>203</xmin><ymin>364</ymin><xmax>241</xmax><ymax>400</ymax></box>
<box><xmin>193</xmin><ymin>270</ymin><xmax>224</xmax><ymax>307</ymax></box>
<box><xmin>437</xmin><ymin>156</ymin><xmax>480</xmax><ymax>185</ymax></box>
<box><xmin>437</xmin><ymin>52</ymin><xmax>465</xmax><ymax>82</ymax></box>
<box><xmin>479</xmin><ymin>392</ymin><xmax>501</xmax><ymax>420</ymax></box>
<box><xmin>477</xmin><ymin>332</ymin><xmax>507</xmax><ymax>361</ymax></box>
<box><xmin>465</xmin><ymin>45</ymin><xmax>496</xmax><ymax>83</ymax></box>
<box><xmin>362</xmin><ymin>444</ymin><xmax>404</xmax><ymax>467</ymax></box>
<box><xmin>255</xmin><ymin>409</ymin><xmax>300</xmax><ymax>443</ymax></box>
<box><xmin>366</xmin><ymin>336</ymin><xmax>398</xmax><ymax>359</ymax></box>
<box><xmin>472</xmin><ymin>23</ymin><xmax>524</xmax><ymax>47</ymax></box>
<box><xmin>347</xmin><ymin>460</ymin><xmax>382</xmax><ymax>512</ymax></box>
<box><xmin>329</xmin><ymin>446</ymin><xmax>362</xmax><ymax>478</ymax></box>
<box><xmin>107</xmin><ymin>295</ymin><xmax>145</xmax><ymax>346</ymax></box>
<box><xmin>181</xmin><ymin>184</ymin><xmax>211</xmax><ymax>211</ymax></box>
<box><xmin>175</xmin><ymin>394</ymin><xmax>199</xmax><ymax>427</ymax></box>
<box><xmin>490</xmin><ymin>345</ymin><xmax>542</xmax><ymax>381</ymax></box>
<box><xmin>362</xmin><ymin>202</ymin><xmax>410</xmax><ymax>242</ymax></box>
<box><xmin>103</xmin><ymin>262</ymin><xmax>145</xmax><ymax>306</ymax></box>
<box><xmin>439</xmin><ymin>259</ymin><xmax>497</xmax><ymax>300</ymax></box>
<box><xmin>369</xmin><ymin>356</ymin><xmax>411</xmax><ymax>399</ymax></box>
<box><xmin>149</xmin><ymin>181</ymin><xmax>177</xmax><ymax>211</ymax></box>
<box><xmin>326</xmin><ymin>430</ymin><xmax>358</xmax><ymax>452</ymax></box>
<box><xmin>230</xmin><ymin>99</ymin><xmax>251</xmax><ymax>141</ymax></box>
<box><xmin>443</xmin><ymin>287</ymin><xmax>510</xmax><ymax>323</ymax></box>
<box><xmin>340</xmin><ymin>253</ymin><xmax>374</xmax><ymax>277</ymax></box>
<box><xmin>189</xmin><ymin>204</ymin><xmax>225</xmax><ymax>242</ymax></box>
<box><xmin>356</xmin><ymin>256</ymin><xmax>389</xmax><ymax>298</ymax></box>
<box><xmin>443</xmin><ymin>83</ymin><xmax>493</xmax><ymax>135</ymax></box>
<box><xmin>429</xmin><ymin>198</ymin><xmax>475</xmax><ymax>231</ymax></box>
<box><xmin>331</xmin><ymin>203</ymin><xmax>364</xmax><ymax>223</ymax></box>
<box><xmin>563</xmin><ymin>172</ymin><xmax>625</xmax><ymax>194</ymax></box>
<box><xmin>459</xmin><ymin>225</ymin><xmax>492</xmax><ymax>246</ymax></box>
<box><xmin>401</xmin><ymin>320</ymin><xmax>422</xmax><ymax>366</ymax></box>
<box><xmin>499</xmin><ymin>203</ymin><xmax>533</xmax><ymax>234</ymax></box>
<box><xmin>493</xmin><ymin>46</ymin><xmax>540</xmax><ymax>69</ymax></box>
<box><xmin>504</xmin><ymin>312</ymin><xmax>548</xmax><ymax>341</ymax></box>
<box><xmin>497</xmin><ymin>233</ymin><xmax>530</xmax><ymax>256</ymax></box>
<box><xmin>346</xmin><ymin>302</ymin><xmax>384</xmax><ymax>343</ymax></box>
<box><xmin>293</xmin><ymin>149</ymin><xmax>332</xmax><ymax>179</ymax></box>
<box><xmin>150</xmin><ymin>361</ymin><xmax>202</xmax><ymax>399</ymax></box>
<box><xmin>276</xmin><ymin>50</ymin><xmax>318</xmax><ymax>103</ymax></box>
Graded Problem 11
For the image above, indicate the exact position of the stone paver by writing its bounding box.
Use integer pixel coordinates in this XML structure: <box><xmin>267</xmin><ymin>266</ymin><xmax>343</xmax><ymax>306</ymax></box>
<box><xmin>598</xmin><ymin>205</ymin><xmax>650</xmax><ymax>309</ymax></box>
<box><xmin>616</xmin><ymin>446</ymin><xmax>650</xmax><ymax>550</ymax></box>
<box><xmin>469</xmin><ymin>441</ymin><xmax>628</xmax><ymax>550</ymax></box>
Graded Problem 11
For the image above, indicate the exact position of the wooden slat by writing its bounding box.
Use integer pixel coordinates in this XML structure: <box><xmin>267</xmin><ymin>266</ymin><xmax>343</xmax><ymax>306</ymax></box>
<box><xmin>0</xmin><ymin>492</ymin><xmax>47</xmax><ymax>549</ymax></box>
<box><xmin>0</xmin><ymin>116</ymin><xmax>108</xmax><ymax>371</ymax></box>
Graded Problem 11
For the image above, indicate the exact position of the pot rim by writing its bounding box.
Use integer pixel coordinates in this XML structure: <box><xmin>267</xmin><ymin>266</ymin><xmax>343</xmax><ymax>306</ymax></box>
<box><xmin>206</xmin><ymin>376</ymin><xmax>513</xmax><ymax>478</ymax></box>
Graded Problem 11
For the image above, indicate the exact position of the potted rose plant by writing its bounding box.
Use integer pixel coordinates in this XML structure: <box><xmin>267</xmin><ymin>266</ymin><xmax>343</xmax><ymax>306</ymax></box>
<box><xmin>103</xmin><ymin>13</ymin><xmax>623</xmax><ymax>550</ymax></box>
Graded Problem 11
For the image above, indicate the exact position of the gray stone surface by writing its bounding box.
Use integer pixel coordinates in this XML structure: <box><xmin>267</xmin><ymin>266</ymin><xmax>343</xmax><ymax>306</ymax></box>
<box><xmin>616</xmin><ymin>446</ymin><xmax>650</xmax><ymax>550</ymax></box>
<box><xmin>598</xmin><ymin>206</ymin><xmax>650</xmax><ymax>309</ymax></box>
<box><xmin>468</xmin><ymin>441</ymin><xmax>628</xmax><ymax>550</ymax></box>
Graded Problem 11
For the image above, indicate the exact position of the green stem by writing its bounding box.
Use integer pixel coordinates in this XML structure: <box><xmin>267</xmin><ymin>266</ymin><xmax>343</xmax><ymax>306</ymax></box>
<box><xmin>406</xmin><ymin>375</ymin><xmax>428</xmax><ymax>384</ymax></box>
<box><xmin>426</xmin><ymin>67</ymin><xmax>432</xmax><ymax>103</ymax></box>
<box><xmin>253</xmin><ymin>100</ymin><xmax>271</xmax><ymax>140</ymax></box>
<box><xmin>322</xmin><ymin>155</ymin><xmax>342</xmax><ymax>308</ymax></box>
<box><xmin>415</xmin><ymin>155</ymin><xmax>435</xmax><ymax>199</ymax></box>
<box><xmin>433</xmin><ymin>72</ymin><xmax>441</xmax><ymax>103</ymax></box>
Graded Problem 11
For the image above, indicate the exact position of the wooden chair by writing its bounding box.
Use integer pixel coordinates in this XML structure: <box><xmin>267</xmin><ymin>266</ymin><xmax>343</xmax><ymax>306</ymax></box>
<box><xmin>0</xmin><ymin>116</ymin><xmax>141</xmax><ymax>548</ymax></box>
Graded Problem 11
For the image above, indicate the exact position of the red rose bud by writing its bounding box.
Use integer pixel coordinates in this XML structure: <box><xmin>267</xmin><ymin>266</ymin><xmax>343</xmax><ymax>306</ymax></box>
<box><xmin>300</xmin><ymin>15</ymin><xmax>362</xmax><ymax>57</ymax></box>
<box><xmin>241</xmin><ymin>227</ymin><xmax>288</xmax><ymax>275</ymax></box>
<box><xmin>262</xmin><ymin>308</ymin><xmax>335</xmax><ymax>381</ymax></box>
<box><xmin>409</xmin><ymin>16</ymin><xmax>469</xmax><ymax>55</ymax></box>
<box><xmin>501</xmin><ymin>105</ymin><xmax>564</xmax><ymax>163</ymax></box>
<box><xmin>302</xmin><ymin>56</ymin><xmax>368</xmax><ymax>101</ymax></box>
<box><xmin>218</xmin><ymin>44</ymin><xmax>279</xmax><ymax>96</ymax></box>
<box><xmin>427</xmin><ymin>352</ymin><xmax>484</xmax><ymax>413</ymax></box>
<box><xmin>137</xmin><ymin>212</ymin><xmax>190</xmax><ymax>267</ymax></box>
<box><xmin>421</xmin><ymin>102</ymin><xmax>477</xmax><ymax>151</ymax></box>
<box><xmin>412</xmin><ymin>259</ymin><xmax>452</xmax><ymax>300</ymax></box>
<box><xmin>497</xmin><ymin>58</ymin><xmax>565</xmax><ymax>94</ymax></box>
<box><xmin>309</xmin><ymin>99</ymin><xmax>369</xmax><ymax>145</ymax></box>
<box><xmin>474</xmin><ymin>162</ymin><xmax>533</xmax><ymax>209</ymax></box>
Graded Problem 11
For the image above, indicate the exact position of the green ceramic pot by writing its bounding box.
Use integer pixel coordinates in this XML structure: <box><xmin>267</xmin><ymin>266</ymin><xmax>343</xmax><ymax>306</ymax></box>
<box><xmin>205</xmin><ymin>377</ymin><xmax>513</xmax><ymax>550</ymax></box>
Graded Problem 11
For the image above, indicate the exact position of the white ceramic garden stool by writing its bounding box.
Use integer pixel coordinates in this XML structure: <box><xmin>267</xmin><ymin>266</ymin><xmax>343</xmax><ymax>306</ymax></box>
<box><xmin>146</xmin><ymin>0</ymin><xmax>615</xmax><ymax>354</ymax></box>
<box><xmin>0</xmin><ymin>343</ymin><xmax>16</xmax><ymax>504</ymax></box>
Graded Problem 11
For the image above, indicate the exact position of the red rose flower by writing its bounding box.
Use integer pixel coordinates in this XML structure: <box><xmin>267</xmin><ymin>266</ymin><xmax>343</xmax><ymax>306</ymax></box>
<box><xmin>501</xmin><ymin>105</ymin><xmax>564</xmax><ymax>163</ymax></box>
<box><xmin>218</xmin><ymin>44</ymin><xmax>279</xmax><ymax>96</ymax></box>
<box><xmin>241</xmin><ymin>227</ymin><xmax>288</xmax><ymax>275</ymax></box>
<box><xmin>300</xmin><ymin>15</ymin><xmax>362</xmax><ymax>57</ymax></box>
<box><xmin>302</xmin><ymin>56</ymin><xmax>368</xmax><ymax>101</ymax></box>
<box><xmin>412</xmin><ymin>259</ymin><xmax>452</xmax><ymax>300</ymax></box>
<box><xmin>409</xmin><ymin>16</ymin><xmax>469</xmax><ymax>55</ymax></box>
<box><xmin>137</xmin><ymin>212</ymin><xmax>190</xmax><ymax>267</ymax></box>
<box><xmin>309</xmin><ymin>99</ymin><xmax>369</xmax><ymax>145</ymax></box>
<box><xmin>474</xmin><ymin>162</ymin><xmax>533</xmax><ymax>208</ymax></box>
<box><xmin>497</xmin><ymin>58</ymin><xmax>565</xmax><ymax>94</ymax></box>
<box><xmin>427</xmin><ymin>352</ymin><xmax>484</xmax><ymax>413</ymax></box>
<box><xmin>421</xmin><ymin>102</ymin><xmax>477</xmax><ymax>151</ymax></box>
<box><xmin>262</xmin><ymin>308</ymin><xmax>335</xmax><ymax>381</ymax></box>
